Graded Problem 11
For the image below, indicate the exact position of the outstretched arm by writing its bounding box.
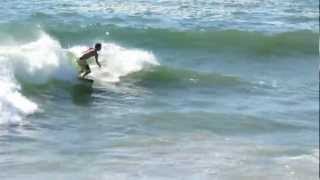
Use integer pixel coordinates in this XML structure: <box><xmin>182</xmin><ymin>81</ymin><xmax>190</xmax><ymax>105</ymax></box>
<box><xmin>95</xmin><ymin>53</ymin><xmax>101</xmax><ymax>67</ymax></box>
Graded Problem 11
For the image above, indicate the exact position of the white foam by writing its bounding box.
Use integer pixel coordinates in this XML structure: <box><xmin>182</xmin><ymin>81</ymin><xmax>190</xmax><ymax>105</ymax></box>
<box><xmin>0</xmin><ymin>33</ymin><xmax>77</xmax><ymax>83</ymax></box>
<box><xmin>0</xmin><ymin>32</ymin><xmax>76</xmax><ymax>124</ymax></box>
<box><xmin>0</xmin><ymin>57</ymin><xmax>38</xmax><ymax>124</ymax></box>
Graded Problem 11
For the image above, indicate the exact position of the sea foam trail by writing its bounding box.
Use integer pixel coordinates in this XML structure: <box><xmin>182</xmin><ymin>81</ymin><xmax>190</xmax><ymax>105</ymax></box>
<box><xmin>68</xmin><ymin>43</ymin><xmax>159</xmax><ymax>82</ymax></box>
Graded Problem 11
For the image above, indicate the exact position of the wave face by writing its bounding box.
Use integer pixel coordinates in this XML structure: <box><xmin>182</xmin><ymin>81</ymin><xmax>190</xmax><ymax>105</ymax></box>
<box><xmin>106</xmin><ymin>28</ymin><xmax>317</xmax><ymax>55</ymax></box>
<box><xmin>47</xmin><ymin>25</ymin><xmax>318</xmax><ymax>57</ymax></box>
<box><xmin>126</xmin><ymin>66</ymin><xmax>247</xmax><ymax>88</ymax></box>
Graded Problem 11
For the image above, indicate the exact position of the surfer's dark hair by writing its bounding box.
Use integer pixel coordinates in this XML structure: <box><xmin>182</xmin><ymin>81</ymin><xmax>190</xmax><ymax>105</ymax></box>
<box><xmin>95</xmin><ymin>43</ymin><xmax>102</xmax><ymax>50</ymax></box>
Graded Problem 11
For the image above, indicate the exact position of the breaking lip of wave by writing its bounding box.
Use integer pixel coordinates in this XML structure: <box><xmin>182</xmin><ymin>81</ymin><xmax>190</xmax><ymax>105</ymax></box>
<box><xmin>0</xmin><ymin>32</ymin><xmax>71</xmax><ymax>124</ymax></box>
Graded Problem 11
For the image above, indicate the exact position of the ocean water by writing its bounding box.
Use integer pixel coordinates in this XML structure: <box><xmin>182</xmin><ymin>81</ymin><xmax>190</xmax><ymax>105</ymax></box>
<box><xmin>0</xmin><ymin>0</ymin><xmax>318</xmax><ymax>179</ymax></box>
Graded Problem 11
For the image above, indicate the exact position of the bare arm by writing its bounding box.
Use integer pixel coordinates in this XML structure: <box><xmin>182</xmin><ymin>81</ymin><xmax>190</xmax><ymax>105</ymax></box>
<box><xmin>95</xmin><ymin>53</ymin><xmax>101</xmax><ymax>67</ymax></box>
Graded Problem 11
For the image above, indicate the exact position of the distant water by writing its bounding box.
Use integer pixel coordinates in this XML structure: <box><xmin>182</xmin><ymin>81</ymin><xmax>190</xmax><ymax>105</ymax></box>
<box><xmin>0</xmin><ymin>0</ymin><xmax>318</xmax><ymax>180</ymax></box>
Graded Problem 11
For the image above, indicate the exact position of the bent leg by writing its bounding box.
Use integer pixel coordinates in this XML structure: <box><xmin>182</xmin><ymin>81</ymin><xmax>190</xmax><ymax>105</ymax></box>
<box><xmin>77</xmin><ymin>60</ymin><xmax>85</xmax><ymax>76</ymax></box>
<box><xmin>81</xmin><ymin>65</ymin><xmax>91</xmax><ymax>78</ymax></box>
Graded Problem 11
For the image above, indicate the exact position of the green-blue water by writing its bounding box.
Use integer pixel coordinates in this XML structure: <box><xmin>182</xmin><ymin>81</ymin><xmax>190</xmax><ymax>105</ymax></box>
<box><xmin>0</xmin><ymin>0</ymin><xmax>318</xmax><ymax>179</ymax></box>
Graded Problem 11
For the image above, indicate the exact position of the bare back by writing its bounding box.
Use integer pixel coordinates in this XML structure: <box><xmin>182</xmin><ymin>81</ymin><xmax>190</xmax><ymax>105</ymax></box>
<box><xmin>79</xmin><ymin>48</ymin><xmax>97</xmax><ymax>61</ymax></box>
